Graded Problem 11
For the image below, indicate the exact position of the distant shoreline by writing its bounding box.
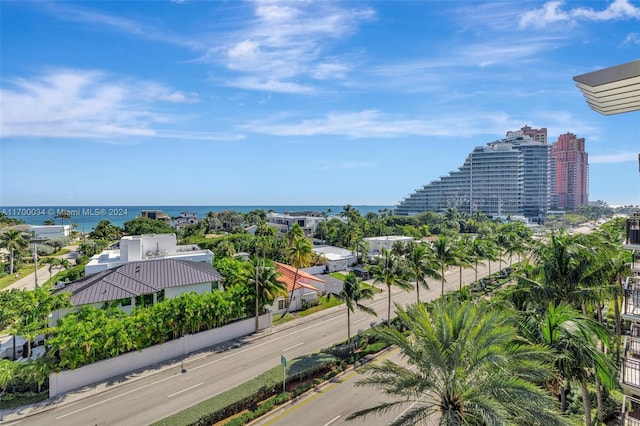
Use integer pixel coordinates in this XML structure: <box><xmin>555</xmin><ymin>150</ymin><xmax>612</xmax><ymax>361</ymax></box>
<box><xmin>1</xmin><ymin>205</ymin><xmax>395</xmax><ymax>231</ymax></box>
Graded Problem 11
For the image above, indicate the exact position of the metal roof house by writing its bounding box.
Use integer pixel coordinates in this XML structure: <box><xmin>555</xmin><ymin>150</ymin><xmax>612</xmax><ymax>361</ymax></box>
<box><xmin>52</xmin><ymin>258</ymin><xmax>223</xmax><ymax>322</ymax></box>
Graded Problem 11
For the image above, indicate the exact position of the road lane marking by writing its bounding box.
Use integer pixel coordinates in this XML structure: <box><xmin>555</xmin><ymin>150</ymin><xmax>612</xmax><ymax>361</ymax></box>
<box><xmin>55</xmin><ymin>374</ymin><xmax>177</xmax><ymax>419</ymax></box>
<box><xmin>283</xmin><ymin>342</ymin><xmax>304</xmax><ymax>351</ymax></box>
<box><xmin>354</xmin><ymin>317</ymin><xmax>367</xmax><ymax>323</ymax></box>
<box><xmin>168</xmin><ymin>382</ymin><xmax>203</xmax><ymax>398</ymax></box>
<box><xmin>323</xmin><ymin>415</ymin><xmax>341</xmax><ymax>426</ymax></box>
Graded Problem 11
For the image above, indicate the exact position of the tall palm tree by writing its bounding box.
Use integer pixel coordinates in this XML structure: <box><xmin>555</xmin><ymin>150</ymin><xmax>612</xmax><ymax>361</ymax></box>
<box><xmin>330</xmin><ymin>273</ymin><xmax>377</xmax><ymax>344</ymax></box>
<box><xmin>431</xmin><ymin>235</ymin><xmax>457</xmax><ymax>296</ymax></box>
<box><xmin>405</xmin><ymin>242</ymin><xmax>440</xmax><ymax>303</ymax></box>
<box><xmin>519</xmin><ymin>303</ymin><xmax>615</xmax><ymax>425</ymax></box>
<box><xmin>0</xmin><ymin>229</ymin><xmax>28</xmax><ymax>274</ymax></box>
<box><xmin>56</xmin><ymin>210</ymin><xmax>71</xmax><ymax>227</ymax></box>
<box><xmin>250</xmin><ymin>258</ymin><xmax>285</xmax><ymax>332</ymax></box>
<box><xmin>348</xmin><ymin>299</ymin><xmax>568</xmax><ymax>426</ymax></box>
<box><xmin>280</xmin><ymin>225</ymin><xmax>313</xmax><ymax>319</ymax></box>
<box><xmin>370</xmin><ymin>248</ymin><xmax>411</xmax><ymax>322</ymax></box>
<box><xmin>454</xmin><ymin>235</ymin><xmax>473</xmax><ymax>290</ymax></box>
<box><xmin>469</xmin><ymin>237</ymin><xmax>487</xmax><ymax>283</ymax></box>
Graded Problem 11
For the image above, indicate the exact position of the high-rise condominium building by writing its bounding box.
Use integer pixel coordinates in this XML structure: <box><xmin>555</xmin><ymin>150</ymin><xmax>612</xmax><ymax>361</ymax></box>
<box><xmin>396</xmin><ymin>126</ymin><xmax>550</xmax><ymax>219</ymax></box>
<box><xmin>551</xmin><ymin>132</ymin><xmax>589</xmax><ymax>211</ymax></box>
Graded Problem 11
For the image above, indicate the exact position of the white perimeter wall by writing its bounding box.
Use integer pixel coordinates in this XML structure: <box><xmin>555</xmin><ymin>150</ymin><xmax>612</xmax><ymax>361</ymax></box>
<box><xmin>49</xmin><ymin>312</ymin><xmax>271</xmax><ymax>397</ymax></box>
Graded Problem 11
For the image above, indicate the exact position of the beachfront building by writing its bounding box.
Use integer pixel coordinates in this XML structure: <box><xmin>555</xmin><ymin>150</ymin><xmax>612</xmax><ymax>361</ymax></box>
<box><xmin>141</xmin><ymin>210</ymin><xmax>171</xmax><ymax>224</ymax></box>
<box><xmin>396</xmin><ymin>126</ymin><xmax>550</xmax><ymax>220</ymax></box>
<box><xmin>84</xmin><ymin>233</ymin><xmax>213</xmax><ymax>275</ymax></box>
<box><xmin>265</xmin><ymin>212</ymin><xmax>328</xmax><ymax>237</ymax></box>
<box><xmin>550</xmin><ymin>132</ymin><xmax>589</xmax><ymax>211</ymax></box>
<box><xmin>173</xmin><ymin>212</ymin><xmax>202</xmax><ymax>230</ymax></box>
<box><xmin>52</xmin><ymin>258</ymin><xmax>223</xmax><ymax>321</ymax></box>
<box><xmin>28</xmin><ymin>225</ymin><xmax>71</xmax><ymax>240</ymax></box>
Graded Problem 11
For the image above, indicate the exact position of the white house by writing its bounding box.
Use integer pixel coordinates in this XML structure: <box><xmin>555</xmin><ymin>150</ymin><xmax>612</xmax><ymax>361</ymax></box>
<box><xmin>312</xmin><ymin>245</ymin><xmax>356</xmax><ymax>273</ymax></box>
<box><xmin>266</xmin><ymin>212</ymin><xmax>328</xmax><ymax>237</ymax></box>
<box><xmin>85</xmin><ymin>233</ymin><xmax>213</xmax><ymax>275</ymax></box>
<box><xmin>271</xmin><ymin>262</ymin><xmax>324</xmax><ymax>315</ymax></box>
<box><xmin>28</xmin><ymin>225</ymin><xmax>71</xmax><ymax>240</ymax></box>
<box><xmin>52</xmin><ymin>258</ymin><xmax>224</xmax><ymax>322</ymax></box>
<box><xmin>363</xmin><ymin>236</ymin><xmax>414</xmax><ymax>254</ymax></box>
<box><xmin>173</xmin><ymin>212</ymin><xmax>202</xmax><ymax>230</ymax></box>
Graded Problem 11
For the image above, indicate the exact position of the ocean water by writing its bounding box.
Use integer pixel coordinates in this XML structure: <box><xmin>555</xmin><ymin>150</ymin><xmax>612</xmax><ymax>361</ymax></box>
<box><xmin>0</xmin><ymin>205</ymin><xmax>394</xmax><ymax>232</ymax></box>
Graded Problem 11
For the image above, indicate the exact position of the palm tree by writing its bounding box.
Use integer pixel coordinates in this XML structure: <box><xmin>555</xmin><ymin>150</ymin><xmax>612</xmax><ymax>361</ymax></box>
<box><xmin>454</xmin><ymin>236</ymin><xmax>473</xmax><ymax>290</ymax></box>
<box><xmin>55</xmin><ymin>210</ymin><xmax>71</xmax><ymax>227</ymax></box>
<box><xmin>348</xmin><ymin>299</ymin><xmax>568</xmax><ymax>426</ymax></box>
<box><xmin>469</xmin><ymin>237</ymin><xmax>487</xmax><ymax>283</ymax></box>
<box><xmin>405</xmin><ymin>242</ymin><xmax>440</xmax><ymax>303</ymax></box>
<box><xmin>330</xmin><ymin>273</ymin><xmax>377</xmax><ymax>344</ymax></box>
<box><xmin>0</xmin><ymin>229</ymin><xmax>28</xmax><ymax>274</ymax></box>
<box><xmin>280</xmin><ymin>225</ymin><xmax>313</xmax><ymax>319</ymax></box>
<box><xmin>431</xmin><ymin>235</ymin><xmax>457</xmax><ymax>296</ymax></box>
<box><xmin>369</xmin><ymin>248</ymin><xmax>411</xmax><ymax>322</ymax></box>
<box><xmin>519</xmin><ymin>303</ymin><xmax>615</xmax><ymax>425</ymax></box>
<box><xmin>250</xmin><ymin>258</ymin><xmax>285</xmax><ymax>332</ymax></box>
<box><xmin>43</xmin><ymin>257</ymin><xmax>60</xmax><ymax>284</ymax></box>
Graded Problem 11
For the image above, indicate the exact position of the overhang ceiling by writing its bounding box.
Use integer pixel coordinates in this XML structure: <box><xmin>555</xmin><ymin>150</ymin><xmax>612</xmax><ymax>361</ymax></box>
<box><xmin>573</xmin><ymin>59</ymin><xmax>640</xmax><ymax>115</ymax></box>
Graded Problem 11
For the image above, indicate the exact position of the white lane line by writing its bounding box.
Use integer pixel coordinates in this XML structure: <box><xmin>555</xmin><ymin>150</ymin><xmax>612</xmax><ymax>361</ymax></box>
<box><xmin>168</xmin><ymin>382</ymin><xmax>203</xmax><ymax>398</ymax></box>
<box><xmin>56</xmin><ymin>373</ymin><xmax>177</xmax><ymax>419</ymax></box>
<box><xmin>354</xmin><ymin>317</ymin><xmax>367</xmax><ymax>323</ymax></box>
<box><xmin>283</xmin><ymin>342</ymin><xmax>304</xmax><ymax>351</ymax></box>
<box><xmin>323</xmin><ymin>415</ymin><xmax>341</xmax><ymax>426</ymax></box>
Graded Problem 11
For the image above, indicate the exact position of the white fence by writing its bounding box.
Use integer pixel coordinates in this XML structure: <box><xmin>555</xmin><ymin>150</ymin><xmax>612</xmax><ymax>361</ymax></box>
<box><xmin>49</xmin><ymin>312</ymin><xmax>271</xmax><ymax>397</ymax></box>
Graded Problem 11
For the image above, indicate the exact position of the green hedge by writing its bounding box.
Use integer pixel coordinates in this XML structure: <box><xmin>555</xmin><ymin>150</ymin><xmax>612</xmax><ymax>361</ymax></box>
<box><xmin>152</xmin><ymin>353</ymin><xmax>338</xmax><ymax>426</ymax></box>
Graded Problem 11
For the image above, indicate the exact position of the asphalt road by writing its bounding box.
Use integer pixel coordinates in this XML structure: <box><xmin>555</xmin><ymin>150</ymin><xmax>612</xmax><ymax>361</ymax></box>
<box><xmin>254</xmin><ymin>349</ymin><xmax>415</xmax><ymax>426</ymax></box>
<box><xmin>2</xmin><ymin>263</ymin><xmax>492</xmax><ymax>426</ymax></box>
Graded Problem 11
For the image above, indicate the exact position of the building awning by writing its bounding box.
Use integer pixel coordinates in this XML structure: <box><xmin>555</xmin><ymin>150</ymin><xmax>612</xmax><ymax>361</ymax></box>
<box><xmin>573</xmin><ymin>59</ymin><xmax>640</xmax><ymax>115</ymax></box>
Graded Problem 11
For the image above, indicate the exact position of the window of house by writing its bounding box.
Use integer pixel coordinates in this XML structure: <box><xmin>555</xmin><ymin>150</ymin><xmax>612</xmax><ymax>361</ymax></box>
<box><xmin>278</xmin><ymin>297</ymin><xmax>289</xmax><ymax>311</ymax></box>
<box><xmin>135</xmin><ymin>293</ymin><xmax>154</xmax><ymax>308</ymax></box>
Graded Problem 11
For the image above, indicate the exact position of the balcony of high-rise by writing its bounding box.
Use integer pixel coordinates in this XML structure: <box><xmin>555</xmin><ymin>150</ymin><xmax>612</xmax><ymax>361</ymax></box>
<box><xmin>625</xmin><ymin>211</ymin><xmax>640</xmax><ymax>251</ymax></box>
<box><xmin>623</xmin><ymin>276</ymin><xmax>640</xmax><ymax>323</ymax></box>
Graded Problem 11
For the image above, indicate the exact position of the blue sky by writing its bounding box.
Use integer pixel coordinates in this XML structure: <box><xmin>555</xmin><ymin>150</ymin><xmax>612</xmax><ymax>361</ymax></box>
<box><xmin>1</xmin><ymin>0</ymin><xmax>639</xmax><ymax>207</ymax></box>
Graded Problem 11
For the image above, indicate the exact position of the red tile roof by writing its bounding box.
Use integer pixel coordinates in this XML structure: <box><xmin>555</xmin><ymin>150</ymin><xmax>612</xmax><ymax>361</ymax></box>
<box><xmin>274</xmin><ymin>262</ymin><xmax>323</xmax><ymax>292</ymax></box>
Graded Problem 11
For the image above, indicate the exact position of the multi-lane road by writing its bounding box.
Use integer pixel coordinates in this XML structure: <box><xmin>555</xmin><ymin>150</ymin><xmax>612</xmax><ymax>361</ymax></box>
<box><xmin>1</xmin><ymin>263</ymin><xmax>491</xmax><ymax>425</ymax></box>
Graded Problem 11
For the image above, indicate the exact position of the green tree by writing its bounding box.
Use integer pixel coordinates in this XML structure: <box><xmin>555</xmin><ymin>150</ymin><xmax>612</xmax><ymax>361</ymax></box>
<box><xmin>280</xmin><ymin>225</ymin><xmax>313</xmax><ymax>319</ymax></box>
<box><xmin>250</xmin><ymin>258</ymin><xmax>285</xmax><ymax>332</ymax></box>
<box><xmin>0</xmin><ymin>228</ymin><xmax>29</xmax><ymax>274</ymax></box>
<box><xmin>55</xmin><ymin>210</ymin><xmax>71</xmax><ymax>227</ymax></box>
<box><xmin>349</xmin><ymin>299</ymin><xmax>568</xmax><ymax>426</ymax></box>
<box><xmin>329</xmin><ymin>273</ymin><xmax>377</xmax><ymax>344</ymax></box>
<box><xmin>370</xmin><ymin>248</ymin><xmax>411</xmax><ymax>322</ymax></box>
<box><xmin>519</xmin><ymin>303</ymin><xmax>615</xmax><ymax>424</ymax></box>
<box><xmin>431</xmin><ymin>235</ymin><xmax>457</xmax><ymax>296</ymax></box>
<box><xmin>405</xmin><ymin>241</ymin><xmax>440</xmax><ymax>303</ymax></box>
<box><xmin>89</xmin><ymin>220</ymin><xmax>123</xmax><ymax>240</ymax></box>
<box><xmin>123</xmin><ymin>217</ymin><xmax>174</xmax><ymax>235</ymax></box>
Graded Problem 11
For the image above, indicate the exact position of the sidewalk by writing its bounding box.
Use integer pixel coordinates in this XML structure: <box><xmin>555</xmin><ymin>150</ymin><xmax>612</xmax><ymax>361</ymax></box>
<box><xmin>0</xmin><ymin>293</ymin><xmax>362</xmax><ymax>424</ymax></box>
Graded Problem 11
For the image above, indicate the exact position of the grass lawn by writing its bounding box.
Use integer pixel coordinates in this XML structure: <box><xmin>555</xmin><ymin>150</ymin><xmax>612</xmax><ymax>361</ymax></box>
<box><xmin>361</xmin><ymin>282</ymin><xmax>382</xmax><ymax>293</ymax></box>
<box><xmin>273</xmin><ymin>314</ymin><xmax>296</xmax><ymax>326</ymax></box>
<box><xmin>329</xmin><ymin>272</ymin><xmax>346</xmax><ymax>281</ymax></box>
<box><xmin>298</xmin><ymin>296</ymin><xmax>343</xmax><ymax>317</ymax></box>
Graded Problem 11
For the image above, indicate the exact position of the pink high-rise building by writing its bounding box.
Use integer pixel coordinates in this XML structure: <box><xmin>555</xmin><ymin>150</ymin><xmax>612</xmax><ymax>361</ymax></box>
<box><xmin>551</xmin><ymin>132</ymin><xmax>589</xmax><ymax>211</ymax></box>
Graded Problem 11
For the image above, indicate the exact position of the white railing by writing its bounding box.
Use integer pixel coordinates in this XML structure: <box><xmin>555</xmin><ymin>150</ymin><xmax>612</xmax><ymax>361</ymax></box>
<box><xmin>624</xmin><ymin>277</ymin><xmax>640</xmax><ymax>320</ymax></box>
<box><xmin>623</xmin><ymin>336</ymin><xmax>640</xmax><ymax>391</ymax></box>
<box><xmin>623</xmin><ymin>395</ymin><xmax>640</xmax><ymax>425</ymax></box>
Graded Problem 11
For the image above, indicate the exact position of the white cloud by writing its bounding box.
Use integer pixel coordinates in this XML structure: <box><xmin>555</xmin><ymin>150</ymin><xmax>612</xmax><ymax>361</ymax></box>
<box><xmin>242</xmin><ymin>110</ymin><xmax>526</xmax><ymax>139</ymax></box>
<box><xmin>0</xmin><ymin>69</ymin><xmax>240</xmax><ymax>141</ymax></box>
<box><xmin>590</xmin><ymin>152</ymin><xmax>638</xmax><ymax>164</ymax></box>
<box><xmin>620</xmin><ymin>32</ymin><xmax>640</xmax><ymax>46</ymax></box>
<box><xmin>520</xmin><ymin>0</ymin><xmax>640</xmax><ymax>28</ymax></box>
<box><xmin>209</xmin><ymin>0</ymin><xmax>374</xmax><ymax>93</ymax></box>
